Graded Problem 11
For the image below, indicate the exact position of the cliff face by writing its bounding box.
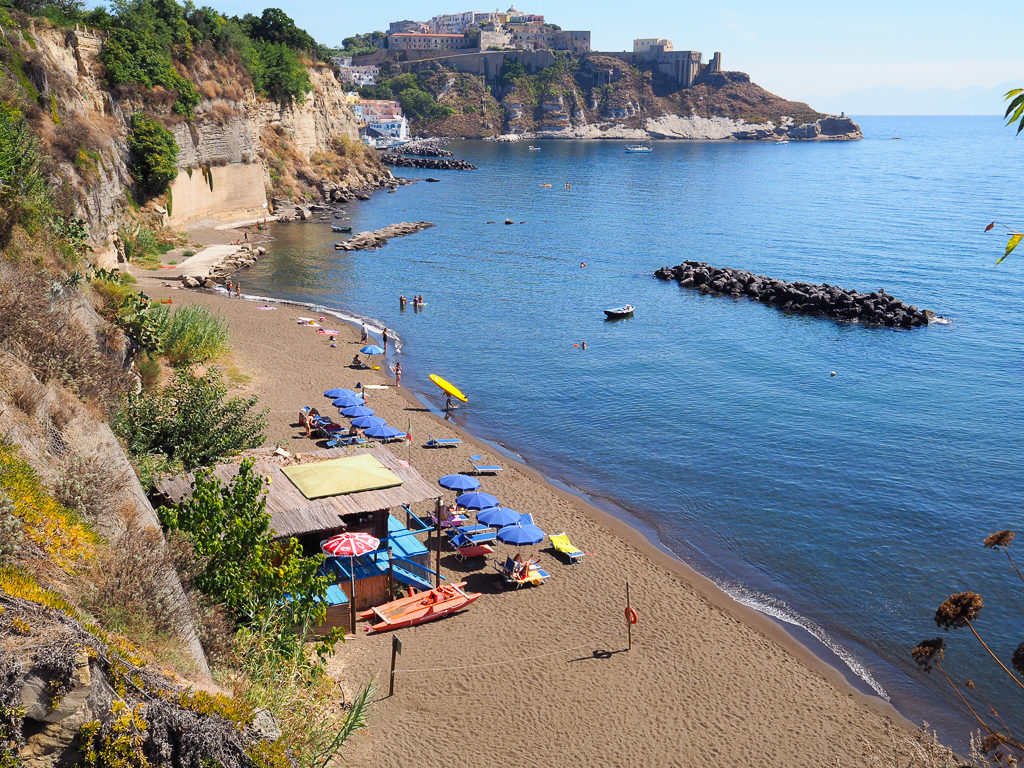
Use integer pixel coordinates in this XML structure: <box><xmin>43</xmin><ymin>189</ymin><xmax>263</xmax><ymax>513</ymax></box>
<box><xmin>12</xmin><ymin>19</ymin><xmax>390</xmax><ymax>263</ymax></box>
<box><xmin>413</xmin><ymin>53</ymin><xmax>861</xmax><ymax>142</ymax></box>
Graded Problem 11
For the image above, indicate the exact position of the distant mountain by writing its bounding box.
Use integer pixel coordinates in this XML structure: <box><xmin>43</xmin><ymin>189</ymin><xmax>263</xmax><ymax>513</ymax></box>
<box><xmin>809</xmin><ymin>81</ymin><xmax>1018</xmax><ymax>116</ymax></box>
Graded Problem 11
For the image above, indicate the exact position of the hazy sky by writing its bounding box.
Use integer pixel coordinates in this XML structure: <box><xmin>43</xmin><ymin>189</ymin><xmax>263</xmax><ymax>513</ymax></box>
<box><xmin>195</xmin><ymin>1</ymin><xmax>1024</xmax><ymax>113</ymax></box>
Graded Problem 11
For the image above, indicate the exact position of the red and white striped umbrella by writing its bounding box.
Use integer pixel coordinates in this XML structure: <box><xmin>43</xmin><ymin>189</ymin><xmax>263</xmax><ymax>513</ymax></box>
<box><xmin>321</xmin><ymin>532</ymin><xmax>380</xmax><ymax>557</ymax></box>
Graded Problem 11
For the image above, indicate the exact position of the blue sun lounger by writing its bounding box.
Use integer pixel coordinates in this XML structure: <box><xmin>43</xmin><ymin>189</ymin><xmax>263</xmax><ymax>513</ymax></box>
<box><xmin>447</xmin><ymin>527</ymin><xmax>496</xmax><ymax>545</ymax></box>
<box><xmin>468</xmin><ymin>454</ymin><xmax>502</xmax><ymax>474</ymax></box>
<box><xmin>426</xmin><ymin>434</ymin><xmax>462</xmax><ymax>448</ymax></box>
<box><xmin>326</xmin><ymin>435</ymin><xmax>369</xmax><ymax>448</ymax></box>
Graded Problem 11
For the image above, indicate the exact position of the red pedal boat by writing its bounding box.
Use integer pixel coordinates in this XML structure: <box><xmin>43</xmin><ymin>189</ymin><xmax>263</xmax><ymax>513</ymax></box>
<box><xmin>358</xmin><ymin>582</ymin><xmax>481</xmax><ymax>633</ymax></box>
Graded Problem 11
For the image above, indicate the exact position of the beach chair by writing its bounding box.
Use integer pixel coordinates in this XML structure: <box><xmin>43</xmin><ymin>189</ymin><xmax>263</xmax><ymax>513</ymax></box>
<box><xmin>447</xmin><ymin>532</ymin><xmax>495</xmax><ymax>561</ymax></box>
<box><xmin>468</xmin><ymin>454</ymin><xmax>502</xmax><ymax>475</ymax></box>
<box><xmin>426</xmin><ymin>434</ymin><xmax>462</xmax><ymax>448</ymax></box>
<box><xmin>549</xmin><ymin>533</ymin><xmax>585</xmax><ymax>564</ymax></box>
<box><xmin>448</xmin><ymin>527</ymin><xmax>496</xmax><ymax>545</ymax></box>
<box><xmin>492</xmin><ymin>556</ymin><xmax>548</xmax><ymax>588</ymax></box>
<box><xmin>326</xmin><ymin>435</ymin><xmax>369</xmax><ymax>448</ymax></box>
<box><xmin>431</xmin><ymin>512</ymin><xmax>468</xmax><ymax>529</ymax></box>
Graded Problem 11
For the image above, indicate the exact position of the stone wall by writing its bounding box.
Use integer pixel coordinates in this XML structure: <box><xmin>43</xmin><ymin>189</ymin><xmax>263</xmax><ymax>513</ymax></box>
<box><xmin>166</xmin><ymin>164</ymin><xmax>268</xmax><ymax>227</ymax></box>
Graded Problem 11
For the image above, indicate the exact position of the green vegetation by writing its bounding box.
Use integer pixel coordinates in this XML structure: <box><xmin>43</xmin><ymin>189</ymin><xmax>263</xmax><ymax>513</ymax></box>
<box><xmin>0</xmin><ymin>103</ymin><xmax>53</xmax><ymax>247</ymax></box>
<box><xmin>1005</xmin><ymin>87</ymin><xmax>1024</xmax><ymax>134</ymax></box>
<box><xmin>336</xmin><ymin>30</ymin><xmax>385</xmax><ymax>58</ymax></box>
<box><xmin>126</xmin><ymin>112</ymin><xmax>179</xmax><ymax>196</ymax></box>
<box><xmin>359</xmin><ymin>71</ymin><xmax>453</xmax><ymax>122</ymax></box>
<box><xmin>114</xmin><ymin>366</ymin><xmax>266</xmax><ymax>471</ymax></box>
<box><xmin>148</xmin><ymin>303</ymin><xmax>228</xmax><ymax>365</ymax></box>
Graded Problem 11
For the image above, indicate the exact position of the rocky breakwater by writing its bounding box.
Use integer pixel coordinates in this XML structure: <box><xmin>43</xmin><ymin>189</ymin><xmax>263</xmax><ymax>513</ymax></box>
<box><xmin>377</xmin><ymin>150</ymin><xmax>476</xmax><ymax>170</ymax></box>
<box><xmin>180</xmin><ymin>244</ymin><xmax>266</xmax><ymax>289</ymax></box>
<box><xmin>398</xmin><ymin>138</ymin><xmax>453</xmax><ymax>157</ymax></box>
<box><xmin>654</xmin><ymin>261</ymin><xmax>938</xmax><ymax>328</ymax></box>
<box><xmin>335</xmin><ymin>222</ymin><xmax>435</xmax><ymax>252</ymax></box>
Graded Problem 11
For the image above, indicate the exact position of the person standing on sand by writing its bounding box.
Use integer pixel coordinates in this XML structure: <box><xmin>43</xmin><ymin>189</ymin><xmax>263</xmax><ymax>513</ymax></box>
<box><xmin>360</xmin><ymin>324</ymin><xmax>368</xmax><ymax>343</ymax></box>
<box><xmin>394</xmin><ymin>361</ymin><xmax>402</xmax><ymax>387</ymax></box>
<box><xmin>235</xmin><ymin>281</ymin><xmax>241</xmax><ymax>298</ymax></box>
<box><xmin>226</xmin><ymin>280</ymin><xmax>232</xmax><ymax>294</ymax></box>
<box><xmin>382</xmin><ymin>328</ymin><xmax>389</xmax><ymax>352</ymax></box>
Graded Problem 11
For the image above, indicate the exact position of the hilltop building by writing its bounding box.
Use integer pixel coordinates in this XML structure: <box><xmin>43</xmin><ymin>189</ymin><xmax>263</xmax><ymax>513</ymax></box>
<box><xmin>630</xmin><ymin>39</ymin><xmax>722</xmax><ymax>87</ymax></box>
<box><xmin>387</xmin><ymin>32</ymin><xmax>472</xmax><ymax>51</ymax></box>
<box><xmin>335</xmin><ymin>63</ymin><xmax>379</xmax><ymax>87</ymax></box>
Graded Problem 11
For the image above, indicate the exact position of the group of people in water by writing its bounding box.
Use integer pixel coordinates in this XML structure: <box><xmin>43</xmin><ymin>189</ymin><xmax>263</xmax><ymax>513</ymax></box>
<box><xmin>399</xmin><ymin>294</ymin><xmax>425</xmax><ymax>310</ymax></box>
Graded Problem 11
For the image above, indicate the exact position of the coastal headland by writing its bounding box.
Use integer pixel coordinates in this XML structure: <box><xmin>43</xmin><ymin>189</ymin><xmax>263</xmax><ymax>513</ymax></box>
<box><xmin>135</xmin><ymin>227</ymin><xmax>927</xmax><ymax>765</ymax></box>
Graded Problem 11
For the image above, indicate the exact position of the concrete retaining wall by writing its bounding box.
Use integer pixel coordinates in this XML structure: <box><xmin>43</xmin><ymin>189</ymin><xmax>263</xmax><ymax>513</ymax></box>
<box><xmin>167</xmin><ymin>163</ymin><xmax>267</xmax><ymax>227</ymax></box>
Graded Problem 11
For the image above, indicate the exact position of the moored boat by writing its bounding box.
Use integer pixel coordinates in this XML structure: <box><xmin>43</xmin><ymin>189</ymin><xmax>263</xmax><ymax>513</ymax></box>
<box><xmin>528</xmin><ymin>145</ymin><xmax>541</xmax><ymax>151</ymax></box>
<box><xmin>358</xmin><ymin>581</ymin><xmax>481</xmax><ymax>633</ymax></box>
<box><xmin>604</xmin><ymin>304</ymin><xmax>635</xmax><ymax>319</ymax></box>
<box><xmin>625</xmin><ymin>143</ymin><xmax>653</xmax><ymax>153</ymax></box>
<box><xmin>331</xmin><ymin>225</ymin><xmax>352</xmax><ymax>232</ymax></box>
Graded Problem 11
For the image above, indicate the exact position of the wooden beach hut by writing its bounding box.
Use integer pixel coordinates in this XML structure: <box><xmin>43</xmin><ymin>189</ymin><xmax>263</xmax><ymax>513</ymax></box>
<box><xmin>153</xmin><ymin>445</ymin><xmax>441</xmax><ymax>633</ymax></box>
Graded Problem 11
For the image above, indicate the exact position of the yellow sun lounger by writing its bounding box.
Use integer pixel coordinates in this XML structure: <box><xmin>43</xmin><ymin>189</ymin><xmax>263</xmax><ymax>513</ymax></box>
<box><xmin>549</xmin><ymin>533</ymin><xmax>584</xmax><ymax>563</ymax></box>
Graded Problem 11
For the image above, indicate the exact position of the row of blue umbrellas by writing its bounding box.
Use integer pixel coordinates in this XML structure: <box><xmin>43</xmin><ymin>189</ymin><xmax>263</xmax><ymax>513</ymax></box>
<box><xmin>436</xmin><ymin>474</ymin><xmax>546</xmax><ymax>544</ymax></box>
<box><xmin>323</xmin><ymin>387</ymin><xmax>405</xmax><ymax>440</ymax></box>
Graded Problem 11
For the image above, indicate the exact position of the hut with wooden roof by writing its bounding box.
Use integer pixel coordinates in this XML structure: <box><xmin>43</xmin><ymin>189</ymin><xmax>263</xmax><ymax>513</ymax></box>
<box><xmin>153</xmin><ymin>445</ymin><xmax>442</xmax><ymax>633</ymax></box>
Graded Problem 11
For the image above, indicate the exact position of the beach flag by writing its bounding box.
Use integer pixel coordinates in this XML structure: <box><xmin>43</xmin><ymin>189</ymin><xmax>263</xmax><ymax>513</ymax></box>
<box><xmin>407</xmin><ymin>418</ymin><xmax>412</xmax><ymax>442</ymax></box>
<box><xmin>997</xmin><ymin>233</ymin><xmax>1024</xmax><ymax>265</ymax></box>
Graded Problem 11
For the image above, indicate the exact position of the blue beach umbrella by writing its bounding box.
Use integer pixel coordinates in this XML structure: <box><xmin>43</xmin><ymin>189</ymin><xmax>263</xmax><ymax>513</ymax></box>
<box><xmin>497</xmin><ymin>515</ymin><xmax>546</xmax><ymax>545</ymax></box>
<box><xmin>324</xmin><ymin>388</ymin><xmax>355</xmax><ymax>398</ymax></box>
<box><xmin>360</xmin><ymin>344</ymin><xmax>385</xmax><ymax>355</ymax></box>
<box><xmin>478</xmin><ymin>506</ymin><xmax>520</xmax><ymax>528</ymax></box>
<box><xmin>350</xmin><ymin>415</ymin><xmax>385</xmax><ymax>429</ymax></box>
<box><xmin>455</xmin><ymin>491</ymin><xmax>499</xmax><ymax>510</ymax></box>
<box><xmin>438</xmin><ymin>474</ymin><xmax>481</xmax><ymax>492</ymax></box>
<box><xmin>341</xmin><ymin>405</ymin><xmax>375</xmax><ymax>418</ymax></box>
<box><xmin>364</xmin><ymin>424</ymin><xmax>405</xmax><ymax>440</ymax></box>
<box><xmin>332</xmin><ymin>395</ymin><xmax>365</xmax><ymax>408</ymax></box>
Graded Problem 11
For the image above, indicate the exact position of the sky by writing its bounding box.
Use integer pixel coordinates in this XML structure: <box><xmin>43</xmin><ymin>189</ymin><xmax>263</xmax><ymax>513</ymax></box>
<box><xmin>194</xmin><ymin>1</ymin><xmax>1024</xmax><ymax>114</ymax></box>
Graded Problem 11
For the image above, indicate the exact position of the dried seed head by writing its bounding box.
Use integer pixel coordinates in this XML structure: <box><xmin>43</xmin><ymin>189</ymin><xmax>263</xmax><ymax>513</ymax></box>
<box><xmin>935</xmin><ymin>592</ymin><xmax>983</xmax><ymax>630</ymax></box>
<box><xmin>1013</xmin><ymin>642</ymin><xmax>1024</xmax><ymax>676</ymax></box>
<box><xmin>966</xmin><ymin>679</ymin><xmax>975</xmax><ymax>689</ymax></box>
<box><xmin>983</xmin><ymin>530</ymin><xmax>1015</xmax><ymax>549</ymax></box>
<box><xmin>911</xmin><ymin>638</ymin><xmax>945</xmax><ymax>672</ymax></box>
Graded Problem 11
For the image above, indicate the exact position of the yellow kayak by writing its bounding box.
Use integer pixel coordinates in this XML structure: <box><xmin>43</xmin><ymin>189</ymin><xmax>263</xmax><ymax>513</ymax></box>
<box><xmin>429</xmin><ymin>373</ymin><xmax>468</xmax><ymax>402</ymax></box>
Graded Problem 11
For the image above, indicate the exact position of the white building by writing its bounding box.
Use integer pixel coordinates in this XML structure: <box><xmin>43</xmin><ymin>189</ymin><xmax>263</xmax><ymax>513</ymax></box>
<box><xmin>337</xmin><ymin>65</ymin><xmax>379</xmax><ymax>87</ymax></box>
<box><xmin>634</xmin><ymin>38</ymin><xmax>673</xmax><ymax>54</ymax></box>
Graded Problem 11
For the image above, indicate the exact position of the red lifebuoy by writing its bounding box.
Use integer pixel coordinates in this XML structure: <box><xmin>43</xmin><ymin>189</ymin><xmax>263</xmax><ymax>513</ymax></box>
<box><xmin>625</xmin><ymin>606</ymin><xmax>639</xmax><ymax>625</ymax></box>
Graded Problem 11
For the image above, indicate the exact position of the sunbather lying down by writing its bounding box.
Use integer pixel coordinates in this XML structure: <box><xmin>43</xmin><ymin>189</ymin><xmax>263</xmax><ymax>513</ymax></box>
<box><xmin>512</xmin><ymin>552</ymin><xmax>539</xmax><ymax>578</ymax></box>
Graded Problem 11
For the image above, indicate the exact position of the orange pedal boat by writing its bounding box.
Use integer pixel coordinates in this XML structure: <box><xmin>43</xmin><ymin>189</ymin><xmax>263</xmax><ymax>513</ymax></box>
<box><xmin>359</xmin><ymin>581</ymin><xmax>481</xmax><ymax>633</ymax></box>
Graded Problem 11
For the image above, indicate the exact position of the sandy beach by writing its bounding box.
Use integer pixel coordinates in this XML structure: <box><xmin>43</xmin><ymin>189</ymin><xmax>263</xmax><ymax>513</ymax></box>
<box><xmin>136</xmin><ymin>266</ymin><xmax>922</xmax><ymax>767</ymax></box>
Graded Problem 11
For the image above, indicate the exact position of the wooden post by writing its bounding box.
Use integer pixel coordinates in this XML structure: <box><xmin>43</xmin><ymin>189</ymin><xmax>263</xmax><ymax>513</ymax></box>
<box><xmin>626</xmin><ymin>580</ymin><xmax>632</xmax><ymax>652</ymax></box>
<box><xmin>434</xmin><ymin>498</ymin><xmax>442</xmax><ymax>587</ymax></box>
<box><xmin>349</xmin><ymin>556</ymin><xmax>357</xmax><ymax>638</ymax></box>
<box><xmin>388</xmin><ymin>547</ymin><xmax>394</xmax><ymax>599</ymax></box>
<box><xmin>388</xmin><ymin>635</ymin><xmax>402</xmax><ymax>697</ymax></box>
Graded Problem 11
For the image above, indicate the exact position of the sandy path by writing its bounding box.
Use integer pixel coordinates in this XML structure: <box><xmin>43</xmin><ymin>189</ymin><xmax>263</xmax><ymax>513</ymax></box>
<box><xmin>136</xmin><ymin>276</ymin><xmax>919</xmax><ymax>768</ymax></box>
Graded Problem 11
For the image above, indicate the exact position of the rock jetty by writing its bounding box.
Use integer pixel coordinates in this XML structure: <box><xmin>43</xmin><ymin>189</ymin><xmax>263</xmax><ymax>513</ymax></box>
<box><xmin>335</xmin><ymin>221</ymin><xmax>434</xmax><ymax>251</ymax></box>
<box><xmin>654</xmin><ymin>261</ymin><xmax>937</xmax><ymax>328</ymax></box>
<box><xmin>180</xmin><ymin>245</ymin><xmax>266</xmax><ymax>289</ymax></box>
<box><xmin>377</xmin><ymin>151</ymin><xmax>476</xmax><ymax>170</ymax></box>
<box><xmin>398</xmin><ymin>138</ymin><xmax>453</xmax><ymax>157</ymax></box>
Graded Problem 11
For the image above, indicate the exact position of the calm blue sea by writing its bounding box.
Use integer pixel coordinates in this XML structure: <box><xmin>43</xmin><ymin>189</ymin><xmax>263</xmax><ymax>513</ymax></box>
<box><xmin>241</xmin><ymin>116</ymin><xmax>1024</xmax><ymax>743</ymax></box>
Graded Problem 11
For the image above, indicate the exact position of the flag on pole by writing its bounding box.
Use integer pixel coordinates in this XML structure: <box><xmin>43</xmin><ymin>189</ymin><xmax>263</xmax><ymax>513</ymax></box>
<box><xmin>997</xmin><ymin>233</ymin><xmax>1023</xmax><ymax>265</ymax></box>
<box><xmin>407</xmin><ymin>418</ymin><xmax>412</xmax><ymax>442</ymax></box>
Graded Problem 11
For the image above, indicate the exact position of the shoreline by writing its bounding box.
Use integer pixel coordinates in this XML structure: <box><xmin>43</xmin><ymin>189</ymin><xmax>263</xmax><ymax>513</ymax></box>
<box><xmin>133</xmin><ymin>272</ymin><xmax>928</xmax><ymax>766</ymax></box>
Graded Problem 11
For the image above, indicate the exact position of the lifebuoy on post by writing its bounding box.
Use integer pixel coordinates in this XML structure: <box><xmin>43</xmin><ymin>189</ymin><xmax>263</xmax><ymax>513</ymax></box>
<box><xmin>625</xmin><ymin>606</ymin><xmax>639</xmax><ymax>625</ymax></box>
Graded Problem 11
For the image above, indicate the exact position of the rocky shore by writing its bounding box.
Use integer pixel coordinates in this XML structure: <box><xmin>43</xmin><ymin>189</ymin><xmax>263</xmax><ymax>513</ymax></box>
<box><xmin>335</xmin><ymin>221</ymin><xmax>435</xmax><ymax>251</ymax></box>
<box><xmin>655</xmin><ymin>261</ymin><xmax>937</xmax><ymax>328</ymax></box>
<box><xmin>377</xmin><ymin>151</ymin><xmax>476</xmax><ymax>170</ymax></box>
<box><xmin>398</xmin><ymin>138</ymin><xmax>453</xmax><ymax>157</ymax></box>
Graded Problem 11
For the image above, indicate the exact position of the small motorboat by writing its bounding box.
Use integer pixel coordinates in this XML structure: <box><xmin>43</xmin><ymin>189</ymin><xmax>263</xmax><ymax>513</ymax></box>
<box><xmin>528</xmin><ymin>145</ymin><xmax>541</xmax><ymax>151</ymax></box>
<box><xmin>625</xmin><ymin>143</ymin><xmax>653</xmax><ymax>153</ymax></box>
<box><xmin>359</xmin><ymin>581</ymin><xmax>481</xmax><ymax>633</ymax></box>
<box><xmin>604</xmin><ymin>304</ymin><xmax>635</xmax><ymax>319</ymax></box>
<box><xmin>331</xmin><ymin>225</ymin><xmax>352</xmax><ymax>233</ymax></box>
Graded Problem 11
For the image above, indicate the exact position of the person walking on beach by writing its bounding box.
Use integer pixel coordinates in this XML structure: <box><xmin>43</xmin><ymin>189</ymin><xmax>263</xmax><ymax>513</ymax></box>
<box><xmin>235</xmin><ymin>281</ymin><xmax>241</xmax><ymax>298</ymax></box>
<box><xmin>360</xmin><ymin>324</ymin><xmax>368</xmax><ymax>343</ymax></box>
<box><xmin>444</xmin><ymin>394</ymin><xmax>454</xmax><ymax>418</ymax></box>
<box><xmin>394</xmin><ymin>361</ymin><xmax>402</xmax><ymax>387</ymax></box>
<box><xmin>382</xmin><ymin>327</ymin><xmax>389</xmax><ymax>352</ymax></box>
<box><xmin>226</xmin><ymin>280</ymin><xmax>232</xmax><ymax>294</ymax></box>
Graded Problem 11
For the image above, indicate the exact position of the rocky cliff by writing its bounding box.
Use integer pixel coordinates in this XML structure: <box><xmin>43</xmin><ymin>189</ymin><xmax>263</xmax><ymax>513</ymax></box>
<box><xmin>411</xmin><ymin>54</ymin><xmax>861</xmax><ymax>142</ymax></box>
<box><xmin>7</xmin><ymin>17</ymin><xmax>391</xmax><ymax>265</ymax></box>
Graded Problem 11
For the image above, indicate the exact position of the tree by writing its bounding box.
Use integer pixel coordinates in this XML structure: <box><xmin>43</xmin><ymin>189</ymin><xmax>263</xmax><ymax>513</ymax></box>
<box><xmin>126</xmin><ymin>112</ymin><xmax>179</xmax><ymax>195</ymax></box>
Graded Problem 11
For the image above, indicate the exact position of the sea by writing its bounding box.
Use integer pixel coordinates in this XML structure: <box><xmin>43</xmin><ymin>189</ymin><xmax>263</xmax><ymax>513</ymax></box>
<box><xmin>240</xmin><ymin>116</ymin><xmax>1024</xmax><ymax>746</ymax></box>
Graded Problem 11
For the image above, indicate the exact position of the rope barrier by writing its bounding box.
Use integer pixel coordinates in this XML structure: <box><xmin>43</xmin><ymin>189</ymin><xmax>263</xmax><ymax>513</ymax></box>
<box><xmin>391</xmin><ymin>644</ymin><xmax>595</xmax><ymax>674</ymax></box>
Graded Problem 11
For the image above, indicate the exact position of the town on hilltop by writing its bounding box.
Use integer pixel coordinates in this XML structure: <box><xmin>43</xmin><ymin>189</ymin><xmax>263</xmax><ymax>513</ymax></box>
<box><xmin>333</xmin><ymin>7</ymin><xmax>728</xmax><ymax>146</ymax></box>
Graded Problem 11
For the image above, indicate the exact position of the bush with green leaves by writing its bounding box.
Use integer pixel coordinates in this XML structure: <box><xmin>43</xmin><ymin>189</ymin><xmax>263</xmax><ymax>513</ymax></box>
<box><xmin>159</xmin><ymin>459</ymin><xmax>332</xmax><ymax>647</ymax></box>
<box><xmin>114</xmin><ymin>366</ymin><xmax>266</xmax><ymax>470</ymax></box>
<box><xmin>127</xmin><ymin>113</ymin><xmax>179</xmax><ymax>196</ymax></box>
<box><xmin>114</xmin><ymin>290</ymin><xmax>164</xmax><ymax>356</ymax></box>
<box><xmin>242</xmin><ymin>39</ymin><xmax>311</xmax><ymax>104</ymax></box>
<box><xmin>0</xmin><ymin>103</ymin><xmax>53</xmax><ymax>246</ymax></box>
<box><xmin>147</xmin><ymin>303</ymin><xmax>228</xmax><ymax>366</ymax></box>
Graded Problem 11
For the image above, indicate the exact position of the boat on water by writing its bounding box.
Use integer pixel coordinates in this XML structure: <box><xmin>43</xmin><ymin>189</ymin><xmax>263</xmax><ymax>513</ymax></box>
<box><xmin>625</xmin><ymin>143</ymin><xmax>653</xmax><ymax>153</ymax></box>
<box><xmin>359</xmin><ymin>581</ymin><xmax>481</xmax><ymax>633</ymax></box>
<box><xmin>774</xmin><ymin>139</ymin><xmax>790</xmax><ymax>145</ymax></box>
<box><xmin>331</xmin><ymin>225</ymin><xmax>352</xmax><ymax>233</ymax></box>
<box><xmin>528</xmin><ymin>145</ymin><xmax>541</xmax><ymax>151</ymax></box>
<box><xmin>604</xmin><ymin>304</ymin><xmax>635</xmax><ymax>319</ymax></box>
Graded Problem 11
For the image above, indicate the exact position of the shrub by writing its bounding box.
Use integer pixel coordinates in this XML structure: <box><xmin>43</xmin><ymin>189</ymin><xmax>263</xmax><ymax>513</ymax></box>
<box><xmin>113</xmin><ymin>367</ymin><xmax>266</xmax><ymax>470</ymax></box>
<box><xmin>135</xmin><ymin>353</ymin><xmax>161</xmax><ymax>387</ymax></box>
<box><xmin>147</xmin><ymin>304</ymin><xmax>227</xmax><ymax>366</ymax></box>
<box><xmin>126</xmin><ymin>113</ymin><xmax>179</xmax><ymax>196</ymax></box>
<box><xmin>53</xmin><ymin>452</ymin><xmax>118</xmax><ymax>521</ymax></box>
<box><xmin>0</xmin><ymin>103</ymin><xmax>52</xmax><ymax>247</ymax></box>
<box><xmin>0</xmin><ymin>489</ymin><xmax>24</xmax><ymax>563</ymax></box>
